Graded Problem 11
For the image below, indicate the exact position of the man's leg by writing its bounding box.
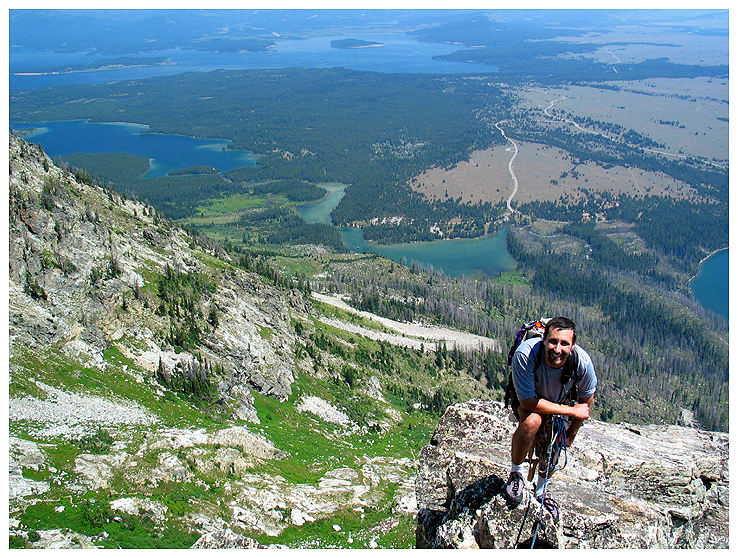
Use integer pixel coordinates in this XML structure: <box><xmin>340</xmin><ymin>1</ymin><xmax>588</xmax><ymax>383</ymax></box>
<box><xmin>533</xmin><ymin>417</ymin><xmax>568</xmax><ymax>524</ymax></box>
<box><xmin>506</xmin><ymin>408</ymin><xmax>544</xmax><ymax>502</ymax></box>
<box><xmin>511</xmin><ymin>408</ymin><xmax>543</xmax><ymax>465</ymax></box>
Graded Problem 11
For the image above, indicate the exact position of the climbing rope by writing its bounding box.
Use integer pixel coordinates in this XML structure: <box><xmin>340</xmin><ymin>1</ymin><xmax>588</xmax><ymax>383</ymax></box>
<box><xmin>530</xmin><ymin>414</ymin><xmax>567</xmax><ymax>549</ymax></box>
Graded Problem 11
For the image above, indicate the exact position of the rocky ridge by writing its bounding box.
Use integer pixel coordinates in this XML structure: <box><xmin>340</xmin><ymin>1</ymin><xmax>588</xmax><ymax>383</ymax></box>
<box><xmin>9</xmin><ymin>133</ymin><xmax>303</xmax><ymax>410</ymax></box>
<box><xmin>7</xmin><ymin>133</ymin><xmax>419</xmax><ymax>548</ymax></box>
<box><xmin>415</xmin><ymin>400</ymin><xmax>729</xmax><ymax>549</ymax></box>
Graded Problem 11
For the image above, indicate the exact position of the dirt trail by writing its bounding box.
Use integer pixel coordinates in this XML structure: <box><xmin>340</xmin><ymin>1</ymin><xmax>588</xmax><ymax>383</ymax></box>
<box><xmin>312</xmin><ymin>292</ymin><xmax>499</xmax><ymax>353</ymax></box>
<box><xmin>495</xmin><ymin>120</ymin><xmax>519</xmax><ymax>213</ymax></box>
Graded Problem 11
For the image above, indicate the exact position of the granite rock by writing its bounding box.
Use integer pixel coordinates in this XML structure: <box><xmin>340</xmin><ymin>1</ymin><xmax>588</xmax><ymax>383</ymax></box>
<box><xmin>415</xmin><ymin>400</ymin><xmax>728</xmax><ymax>549</ymax></box>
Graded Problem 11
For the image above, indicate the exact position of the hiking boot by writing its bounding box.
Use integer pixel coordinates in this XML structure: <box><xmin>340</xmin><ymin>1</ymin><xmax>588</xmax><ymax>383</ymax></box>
<box><xmin>536</xmin><ymin>494</ymin><xmax>559</xmax><ymax>523</ymax></box>
<box><xmin>505</xmin><ymin>471</ymin><xmax>525</xmax><ymax>503</ymax></box>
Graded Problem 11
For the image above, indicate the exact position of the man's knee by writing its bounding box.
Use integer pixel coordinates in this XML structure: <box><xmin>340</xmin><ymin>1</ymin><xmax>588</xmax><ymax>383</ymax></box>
<box><xmin>516</xmin><ymin>410</ymin><xmax>544</xmax><ymax>439</ymax></box>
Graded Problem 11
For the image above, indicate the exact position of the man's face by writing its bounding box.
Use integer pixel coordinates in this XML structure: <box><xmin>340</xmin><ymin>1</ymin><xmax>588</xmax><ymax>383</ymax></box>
<box><xmin>543</xmin><ymin>328</ymin><xmax>575</xmax><ymax>369</ymax></box>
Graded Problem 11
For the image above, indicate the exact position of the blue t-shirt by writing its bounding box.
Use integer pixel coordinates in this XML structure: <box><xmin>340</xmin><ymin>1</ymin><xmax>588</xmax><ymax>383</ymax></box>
<box><xmin>511</xmin><ymin>337</ymin><xmax>597</xmax><ymax>404</ymax></box>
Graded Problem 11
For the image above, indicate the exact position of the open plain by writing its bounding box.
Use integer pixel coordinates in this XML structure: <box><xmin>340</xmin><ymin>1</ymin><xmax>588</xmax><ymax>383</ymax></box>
<box><xmin>410</xmin><ymin>75</ymin><xmax>725</xmax><ymax>209</ymax></box>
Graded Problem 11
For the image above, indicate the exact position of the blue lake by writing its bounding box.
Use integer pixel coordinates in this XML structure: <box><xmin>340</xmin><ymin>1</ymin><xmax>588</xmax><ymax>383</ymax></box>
<box><xmin>10</xmin><ymin>120</ymin><xmax>256</xmax><ymax>178</ymax></box>
<box><xmin>690</xmin><ymin>249</ymin><xmax>729</xmax><ymax>320</ymax></box>
<box><xmin>340</xmin><ymin>227</ymin><xmax>517</xmax><ymax>279</ymax></box>
<box><xmin>10</xmin><ymin>33</ymin><xmax>495</xmax><ymax>90</ymax></box>
<box><xmin>297</xmin><ymin>184</ymin><xmax>516</xmax><ymax>279</ymax></box>
<box><xmin>296</xmin><ymin>183</ymin><xmax>347</xmax><ymax>225</ymax></box>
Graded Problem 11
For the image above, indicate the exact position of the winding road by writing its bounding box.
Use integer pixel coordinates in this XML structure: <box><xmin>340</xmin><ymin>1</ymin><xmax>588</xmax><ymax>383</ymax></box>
<box><xmin>495</xmin><ymin>93</ymin><xmax>727</xmax><ymax>212</ymax></box>
<box><xmin>494</xmin><ymin>120</ymin><xmax>520</xmax><ymax>213</ymax></box>
<box><xmin>541</xmin><ymin>96</ymin><xmax>726</xmax><ymax>170</ymax></box>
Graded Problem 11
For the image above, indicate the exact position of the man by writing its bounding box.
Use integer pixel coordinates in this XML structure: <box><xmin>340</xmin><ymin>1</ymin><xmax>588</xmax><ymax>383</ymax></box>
<box><xmin>505</xmin><ymin>317</ymin><xmax>597</xmax><ymax>522</ymax></box>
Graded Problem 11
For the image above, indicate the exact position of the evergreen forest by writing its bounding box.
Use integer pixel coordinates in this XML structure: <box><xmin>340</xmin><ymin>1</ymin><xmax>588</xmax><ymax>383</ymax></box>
<box><xmin>9</xmin><ymin>62</ymin><xmax>728</xmax><ymax>432</ymax></box>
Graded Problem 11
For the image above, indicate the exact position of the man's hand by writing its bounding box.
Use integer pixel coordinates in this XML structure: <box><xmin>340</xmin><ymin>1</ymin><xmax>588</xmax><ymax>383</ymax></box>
<box><xmin>566</xmin><ymin>398</ymin><xmax>594</xmax><ymax>446</ymax></box>
<box><xmin>570</xmin><ymin>402</ymin><xmax>591</xmax><ymax>421</ymax></box>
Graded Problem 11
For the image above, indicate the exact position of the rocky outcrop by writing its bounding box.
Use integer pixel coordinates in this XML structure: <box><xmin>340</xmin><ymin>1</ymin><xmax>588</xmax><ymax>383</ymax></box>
<box><xmin>8</xmin><ymin>132</ymin><xmax>303</xmax><ymax>414</ymax></box>
<box><xmin>415</xmin><ymin>400</ymin><xmax>728</xmax><ymax>549</ymax></box>
<box><xmin>190</xmin><ymin>529</ymin><xmax>287</xmax><ymax>549</ymax></box>
<box><xmin>8</xmin><ymin>133</ymin><xmax>422</xmax><ymax>548</ymax></box>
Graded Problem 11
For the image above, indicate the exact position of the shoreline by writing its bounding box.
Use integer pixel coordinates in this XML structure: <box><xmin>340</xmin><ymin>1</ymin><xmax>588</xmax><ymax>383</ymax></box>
<box><xmin>688</xmin><ymin>246</ymin><xmax>729</xmax><ymax>284</ymax></box>
<box><xmin>11</xmin><ymin>118</ymin><xmax>255</xmax><ymax>154</ymax></box>
<box><xmin>14</xmin><ymin>61</ymin><xmax>177</xmax><ymax>77</ymax></box>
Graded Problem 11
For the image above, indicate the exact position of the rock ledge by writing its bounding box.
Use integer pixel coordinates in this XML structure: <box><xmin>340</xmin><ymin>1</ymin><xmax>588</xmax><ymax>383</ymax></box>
<box><xmin>415</xmin><ymin>400</ymin><xmax>728</xmax><ymax>549</ymax></box>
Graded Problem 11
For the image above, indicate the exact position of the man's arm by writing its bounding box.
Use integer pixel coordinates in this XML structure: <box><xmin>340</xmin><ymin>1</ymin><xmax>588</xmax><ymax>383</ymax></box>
<box><xmin>518</xmin><ymin>395</ymin><xmax>591</xmax><ymax>422</ymax></box>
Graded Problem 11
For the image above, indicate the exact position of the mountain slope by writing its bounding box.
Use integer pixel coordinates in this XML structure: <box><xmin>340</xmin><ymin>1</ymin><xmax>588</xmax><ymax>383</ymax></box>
<box><xmin>9</xmin><ymin>132</ymin><xmax>450</xmax><ymax>549</ymax></box>
<box><xmin>9</xmin><ymin>132</ymin><xmax>303</xmax><ymax>407</ymax></box>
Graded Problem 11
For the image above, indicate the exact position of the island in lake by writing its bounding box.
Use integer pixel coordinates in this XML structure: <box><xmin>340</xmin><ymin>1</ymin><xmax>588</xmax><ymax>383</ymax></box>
<box><xmin>330</xmin><ymin>38</ymin><xmax>384</xmax><ymax>49</ymax></box>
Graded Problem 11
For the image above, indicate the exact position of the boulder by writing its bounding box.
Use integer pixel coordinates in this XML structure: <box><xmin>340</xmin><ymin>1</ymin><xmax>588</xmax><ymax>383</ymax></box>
<box><xmin>190</xmin><ymin>528</ymin><xmax>286</xmax><ymax>549</ymax></box>
<box><xmin>415</xmin><ymin>400</ymin><xmax>729</xmax><ymax>549</ymax></box>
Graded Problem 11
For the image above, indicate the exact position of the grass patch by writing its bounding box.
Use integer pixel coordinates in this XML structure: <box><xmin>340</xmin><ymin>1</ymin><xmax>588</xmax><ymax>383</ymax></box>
<box><xmin>250</xmin><ymin>389</ymin><xmax>351</xmax><ymax>484</ymax></box>
<box><xmin>73</xmin><ymin>428</ymin><xmax>115</xmax><ymax>454</ymax></box>
<box><xmin>250</xmin><ymin>369</ymin><xmax>435</xmax><ymax>487</ymax></box>
<box><xmin>258</xmin><ymin>504</ymin><xmax>416</xmax><ymax>549</ymax></box>
<box><xmin>274</xmin><ymin>255</ymin><xmax>323</xmax><ymax>277</ymax></box>
<box><xmin>261</xmin><ymin>508</ymin><xmax>377</xmax><ymax>548</ymax></box>
<box><xmin>492</xmin><ymin>269</ymin><xmax>530</xmax><ymax>285</ymax></box>
<box><xmin>258</xmin><ymin>325</ymin><xmax>274</xmax><ymax>340</ymax></box>
<box><xmin>194</xmin><ymin>192</ymin><xmax>267</xmax><ymax>218</ymax></box>
<box><xmin>18</xmin><ymin>492</ymin><xmax>200</xmax><ymax>549</ymax></box>
<box><xmin>11</xmin><ymin>346</ymin><xmax>226</xmax><ymax>429</ymax></box>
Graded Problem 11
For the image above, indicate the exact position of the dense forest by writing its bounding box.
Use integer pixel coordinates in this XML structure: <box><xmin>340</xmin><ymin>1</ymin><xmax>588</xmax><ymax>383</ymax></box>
<box><xmin>10</xmin><ymin>68</ymin><xmax>513</xmax><ymax>242</ymax></box>
<box><xmin>517</xmin><ymin>195</ymin><xmax>728</xmax><ymax>272</ymax></box>
<box><xmin>315</xmin><ymin>222</ymin><xmax>728</xmax><ymax>432</ymax></box>
<box><xmin>18</xmin><ymin>56</ymin><xmax>172</xmax><ymax>75</ymax></box>
<box><xmin>12</xmin><ymin>65</ymin><xmax>727</xmax><ymax>251</ymax></box>
<box><xmin>331</xmin><ymin>39</ymin><xmax>384</xmax><ymax>49</ymax></box>
<box><xmin>54</xmin><ymin>152</ymin><xmax>151</xmax><ymax>186</ymax></box>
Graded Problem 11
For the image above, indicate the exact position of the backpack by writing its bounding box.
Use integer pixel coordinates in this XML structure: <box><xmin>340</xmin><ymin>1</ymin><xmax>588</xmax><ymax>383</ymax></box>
<box><xmin>504</xmin><ymin>318</ymin><xmax>580</xmax><ymax>419</ymax></box>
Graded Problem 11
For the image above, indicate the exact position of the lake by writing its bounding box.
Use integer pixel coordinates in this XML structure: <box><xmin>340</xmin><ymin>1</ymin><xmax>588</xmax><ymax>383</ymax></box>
<box><xmin>297</xmin><ymin>184</ymin><xmax>516</xmax><ymax>279</ymax></box>
<box><xmin>10</xmin><ymin>120</ymin><xmax>256</xmax><ymax>178</ymax></box>
<box><xmin>340</xmin><ymin>227</ymin><xmax>517</xmax><ymax>279</ymax></box>
<box><xmin>296</xmin><ymin>183</ymin><xmax>347</xmax><ymax>225</ymax></box>
<box><xmin>10</xmin><ymin>33</ymin><xmax>495</xmax><ymax>90</ymax></box>
<box><xmin>690</xmin><ymin>249</ymin><xmax>729</xmax><ymax>320</ymax></box>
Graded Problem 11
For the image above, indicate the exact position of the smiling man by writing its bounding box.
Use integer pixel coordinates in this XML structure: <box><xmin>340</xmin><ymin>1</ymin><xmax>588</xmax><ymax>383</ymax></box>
<box><xmin>505</xmin><ymin>317</ymin><xmax>597</xmax><ymax>522</ymax></box>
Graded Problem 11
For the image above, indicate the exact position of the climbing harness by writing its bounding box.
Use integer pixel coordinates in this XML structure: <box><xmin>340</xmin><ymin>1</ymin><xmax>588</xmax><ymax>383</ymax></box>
<box><xmin>514</xmin><ymin>414</ymin><xmax>569</xmax><ymax>549</ymax></box>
